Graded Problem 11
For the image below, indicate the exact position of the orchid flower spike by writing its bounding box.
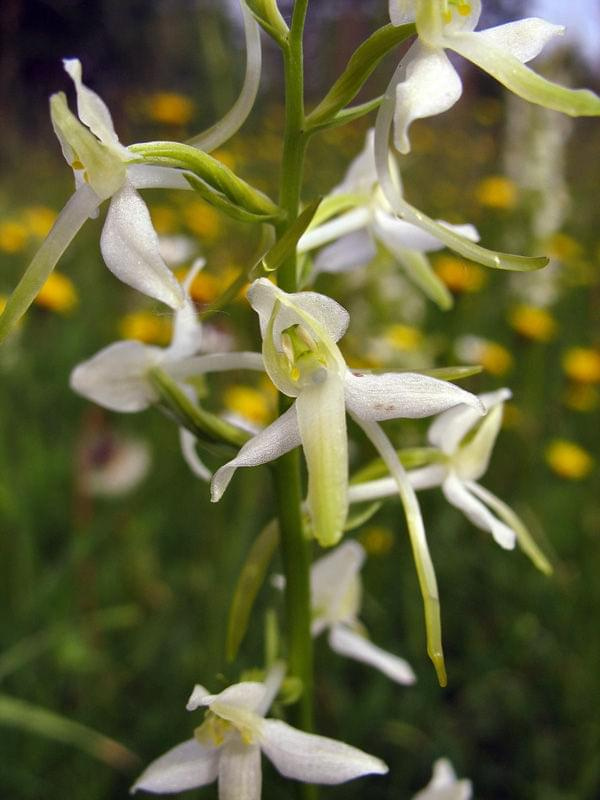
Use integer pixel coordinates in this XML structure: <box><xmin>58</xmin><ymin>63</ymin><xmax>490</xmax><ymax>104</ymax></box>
<box><xmin>389</xmin><ymin>0</ymin><xmax>600</xmax><ymax>155</ymax></box>
<box><xmin>412</xmin><ymin>758</ymin><xmax>472</xmax><ymax>800</ymax></box>
<box><xmin>131</xmin><ymin>667</ymin><xmax>388</xmax><ymax>797</ymax></box>
<box><xmin>348</xmin><ymin>389</ymin><xmax>552</xmax><ymax>574</ymax></box>
<box><xmin>70</xmin><ymin>259</ymin><xmax>264</xmax><ymax>480</ymax></box>
<box><xmin>298</xmin><ymin>129</ymin><xmax>478</xmax><ymax>309</ymax></box>
<box><xmin>310</xmin><ymin>540</ymin><xmax>416</xmax><ymax>684</ymax></box>
<box><xmin>211</xmin><ymin>278</ymin><xmax>483</xmax><ymax>548</ymax></box>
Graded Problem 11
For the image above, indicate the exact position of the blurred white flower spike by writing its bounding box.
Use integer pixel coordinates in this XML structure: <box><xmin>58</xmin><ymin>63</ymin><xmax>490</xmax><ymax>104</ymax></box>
<box><xmin>388</xmin><ymin>0</ymin><xmax>600</xmax><ymax>154</ymax></box>
<box><xmin>412</xmin><ymin>758</ymin><xmax>472</xmax><ymax>800</ymax></box>
<box><xmin>310</xmin><ymin>540</ymin><xmax>416</xmax><ymax>684</ymax></box>
<box><xmin>298</xmin><ymin>130</ymin><xmax>479</xmax><ymax>309</ymax></box>
<box><xmin>131</xmin><ymin>667</ymin><xmax>388</xmax><ymax>798</ymax></box>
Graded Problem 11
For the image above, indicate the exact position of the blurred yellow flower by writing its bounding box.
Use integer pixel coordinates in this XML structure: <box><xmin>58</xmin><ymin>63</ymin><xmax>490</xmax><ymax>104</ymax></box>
<box><xmin>145</xmin><ymin>92</ymin><xmax>195</xmax><ymax>126</ymax></box>
<box><xmin>434</xmin><ymin>255</ymin><xmax>487</xmax><ymax>293</ymax></box>
<box><xmin>21</xmin><ymin>206</ymin><xmax>57</xmax><ymax>238</ymax></box>
<box><xmin>150</xmin><ymin>205</ymin><xmax>178</xmax><ymax>235</ymax></box>
<box><xmin>545</xmin><ymin>439</ymin><xmax>594</xmax><ymax>480</ymax></box>
<box><xmin>383</xmin><ymin>324</ymin><xmax>423</xmax><ymax>351</ymax></box>
<box><xmin>509</xmin><ymin>305</ymin><xmax>557</xmax><ymax>342</ymax></box>
<box><xmin>119</xmin><ymin>311</ymin><xmax>172</xmax><ymax>345</ymax></box>
<box><xmin>562</xmin><ymin>347</ymin><xmax>600</xmax><ymax>384</ymax></box>
<box><xmin>455</xmin><ymin>335</ymin><xmax>513</xmax><ymax>376</ymax></box>
<box><xmin>0</xmin><ymin>294</ymin><xmax>6</xmax><ymax>314</ymax></box>
<box><xmin>547</xmin><ymin>232</ymin><xmax>582</xmax><ymax>262</ymax></box>
<box><xmin>0</xmin><ymin>220</ymin><xmax>28</xmax><ymax>253</ymax></box>
<box><xmin>35</xmin><ymin>271</ymin><xmax>78</xmax><ymax>313</ymax></box>
<box><xmin>563</xmin><ymin>384</ymin><xmax>599</xmax><ymax>413</ymax></box>
<box><xmin>224</xmin><ymin>385</ymin><xmax>272</xmax><ymax>426</ymax></box>
<box><xmin>359</xmin><ymin>526</ymin><xmax>395</xmax><ymax>556</ymax></box>
<box><xmin>183</xmin><ymin>201</ymin><xmax>221</xmax><ymax>240</ymax></box>
<box><xmin>187</xmin><ymin>270</ymin><xmax>221</xmax><ymax>304</ymax></box>
<box><xmin>475</xmin><ymin>175</ymin><xmax>518</xmax><ymax>210</ymax></box>
<box><xmin>211</xmin><ymin>148</ymin><xmax>237</xmax><ymax>170</ymax></box>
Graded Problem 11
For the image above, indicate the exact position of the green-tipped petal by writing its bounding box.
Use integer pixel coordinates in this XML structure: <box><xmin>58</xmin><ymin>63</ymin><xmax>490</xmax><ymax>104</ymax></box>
<box><xmin>450</xmin><ymin>31</ymin><xmax>600</xmax><ymax>117</ymax></box>
<box><xmin>455</xmin><ymin>403</ymin><xmax>504</xmax><ymax>482</ymax></box>
<box><xmin>296</xmin><ymin>373</ymin><xmax>348</xmax><ymax>547</ymax></box>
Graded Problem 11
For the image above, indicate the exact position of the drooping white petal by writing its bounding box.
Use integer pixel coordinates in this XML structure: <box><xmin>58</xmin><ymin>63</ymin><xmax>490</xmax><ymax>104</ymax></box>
<box><xmin>260</xmin><ymin>719</ymin><xmax>388</xmax><ymax>783</ymax></box>
<box><xmin>329</xmin><ymin>624</ymin><xmax>416</xmax><ymax>685</ymax></box>
<box><xmin>347</xmin><ymin>464</ymin><xmax>448</xmax><ymax>505</ymax></box>
<box><xmin>373</xmin><ymin>208</ymin><xmax>445</xmax><ymax>253</ymax></box>
<box><xmin>210</xmin><ymin>406</ymin><xmax>302</xmax><ymax>502</ymax></box>
<box><xmin>442</xmin><ymin>473</ymin><xmax>515</xmax><ymax>550</ymax></box>
<box><xmin>131</xmin><ymin>738</ymin><xmax>220</xmax><ymax>794</ymax></box>
<box><xmin>310</xmin><ymin>541</ymin><xmax>365</xmax><ymax>634</ymax></box>
<box><xmin>169</xmin><ymin>352</ymin><xmax>265</xmax><ymax>382</ymax></box>
<box><xmin>101</xmin><ymin>183</ymin><xmax>185</xmax><ymax>309</ymax></box>
<box><xmin>218</xmin><ymin>740</ymin><xmax>262</xmax><ymax>800</ymax></box>
<box><xmin>248</xmin><ymin>278</ymin><xmax>350</xmax><ymax>346</ymax></box>
<box><xmin>389</xmin><ymin>0</ymin><xmax>416</xmax><ymax>27</ymax></box>
<box><xmin>427</xmin><ymin>388</ymin><xmax>511</xmax><ymax>455</ymax></box>
<box><xmin>63</xmin><ymin>58</ymin><xmax>129</xmax><ymax>157</ymax></box>
<box><xmin>344</xmin><ymin>371</ymin><xmax>483</xmax><ymax>422</ymax></box>
<box><xmin>412</xmin><ymin>757</ymin><xmax>472</xmax><ymax>800</ymax></box>
<box><xmin>167</xmin><ymin>259</ymin><xmax>205</xmax><ymax>359</ymax></box>
<box><xmin>127</xmin><ymin>164</ymin><xmax>193</xmax><ymax>191</ymax></box>
<box><xmin>187</xmin><ymin>0</ymin><xmax>262</xmax><ymax>153</ymax></box>
<box><xmin>298</xmin><ymin>208</ymin><xmax>371</xmax><ymax>253</ymax></box>
<box><xmin>313</xmin><ymin>230</ymin><xmax>377</xmax><ymax>275</ymax></box>
<box><xmin>473</xmin><ymin>18</ymin><xmax>563</xmax><ymax>63</ymax></box>
<box><xmin>180</xmin><ymin>428</ymin><xmax>212</xmax><ymax>481</ymax></box>
<box><xmin>296</xmin><ymin>372</ymin><xmax>348</xmax><ymax>546</ymax></box>
<box><xmin>69</xmin><ymin>340</ymin><xmax>162</xmax><ymax>412</ymax></box>
<box><xmin>393</xmin><ymin>42</ymin><xmax>463</xmax><ymax>154</ymax></box>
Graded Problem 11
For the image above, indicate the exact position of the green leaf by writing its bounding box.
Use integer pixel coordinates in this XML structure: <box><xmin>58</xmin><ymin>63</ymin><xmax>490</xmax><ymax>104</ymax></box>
<box><xmin>184</xmin><ymin>174</ymin><xmax>279</xmax><ymax>223</ymax></box>
<box><xmin>307</xmin><ymin>23</ymin><xmax>416</xmax><ymax>128</ymax></box>
<box><xmin>226</xmin><ymin>521</ymin><xmax>280</xmax><ymax>662</ymax></box>
<box><xmin>129</xmin><ymin>141</ymin><xmax>282</xmax><ymax>219</ymax></box>
<box><xmin>0</xmin><ymin>693</ymin><xmax>139</xmax><ymax>771</ymax></box>
<box><xmin>260</xmin><ymin>198</ymin><xmax>322</xmax><ymax>273</ymax></box>
<box><xmin>307</xmin><ymin>96</ymin><xmax>384</xmax><ymax>134</ymax></box>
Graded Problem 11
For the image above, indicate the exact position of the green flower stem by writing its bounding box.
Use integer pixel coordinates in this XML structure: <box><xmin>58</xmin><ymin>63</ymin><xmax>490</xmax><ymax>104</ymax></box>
<box><xmin>272</xmin><ymin>0</ymin><xmax>315</xmax><ymax>760</ymax></box>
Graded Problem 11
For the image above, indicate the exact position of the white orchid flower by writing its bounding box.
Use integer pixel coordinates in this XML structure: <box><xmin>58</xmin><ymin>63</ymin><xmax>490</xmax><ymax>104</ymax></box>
<box><xmin>297</xmin><ymin>130</ymin><xmax>478</xmax><ymax>309</ymax></box>
<box><xmin>348</xmin><ymin>389</ymin><xmax>552</xmax><ymax>574</ymax></box>
<box><xmin>412</xmin><ymin>758</ymin><xmax>472</xmax><ymax>800</ymax></box>
<box><xmin>131</xmin><ymin>666</ymin><xmax>388</xmax><ymax>797</ymax></box>
<box><xmin>309</xmin><ymin>540</ymin><xmax>416</xmax><ymax>684</ymax></box>
<box><xmin>389</xmin><ymin>0</ymin><xmax>600</xmax><ymax>155</ymax></box>
<box><xmin>211</xmin><ymin>279</ymin><xmax>483</xmax><ymax>683</ymax></box>
<box><xmin>70</xmin><ymin>259</ymin><xmax>264</xmax><ymax>480</ymax></box>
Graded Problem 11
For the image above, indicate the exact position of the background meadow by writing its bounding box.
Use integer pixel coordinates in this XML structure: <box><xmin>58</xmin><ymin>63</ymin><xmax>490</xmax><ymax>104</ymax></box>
<box><xmin>1</xmin><ymin>1</ymin><xmax>599</xmax><ymax>798</ymax></box>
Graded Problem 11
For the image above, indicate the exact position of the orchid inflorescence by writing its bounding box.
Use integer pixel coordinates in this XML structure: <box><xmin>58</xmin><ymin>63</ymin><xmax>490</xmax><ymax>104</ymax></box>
<box><xmin>2</xmin><ymin>0</ymin><xmax>598</xmax><ymax>796</ymax></box>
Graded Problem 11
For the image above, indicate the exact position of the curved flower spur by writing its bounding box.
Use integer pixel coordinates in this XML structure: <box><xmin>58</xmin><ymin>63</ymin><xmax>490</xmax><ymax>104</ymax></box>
<box><xmin>211</xmin><ymin>278</ymin><xmax>484</xmax><ymax>683</ymax></box>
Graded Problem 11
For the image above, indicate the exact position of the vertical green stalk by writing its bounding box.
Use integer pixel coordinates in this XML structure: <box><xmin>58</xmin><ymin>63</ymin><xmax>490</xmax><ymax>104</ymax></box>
<box><xmin>273</xmin><ymin>0</ymin><xmax>314</xmax><ymax>743</ymax></box>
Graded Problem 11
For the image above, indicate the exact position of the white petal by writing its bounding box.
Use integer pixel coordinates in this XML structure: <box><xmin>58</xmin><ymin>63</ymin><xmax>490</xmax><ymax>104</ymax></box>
<box><xmin>127</xmin><ymin>164</ymin><xmax>193</xmax><ymax>191</ymax></box>
<box><xmin>313</xmin><ymin>230</ymin><xmax>377</xmax><ymax>275</ymax></box>
<box><xmin>442</xmin><ymin>474</ymin><xmax>516</xmax><ymax>549</ymax></box>
<box><xmin>389</xmin><ymin>0</ymin><xmax>416</xmax><ymax>27</ymax></box>
<box><xmin>167</xmin><ymin>261</ymin><xmax>205</xmax><ymax>359</ymax></box>
<box><xmin>329</xmin><ymin>624</ymin><xmax>416</xmax><ymax>685</ymax></box>
<box><xmin>210</xmin><ymin>406</ymin><xmax>301</xmax><ymax>502</ymax></box>
<box><xmin>413</xmin><ymin>757</ymin><xmax>472</xmax><ymax>800</ymax></box>
<box><xmin>169</xmin><ymin>351</ymin><xmax>265</xmax><ymax>382</ymax></box>
<box><xmin>298</xmin><ymin>208</ymin><xmax>371</xmax><ymax>253</ymax></box>
<box><xmin>101</xmin><ymin>183</ymin><xmax>185</xmax><ymax>309</ymax></box>
<box><xmin>427</xmin><ymin>388</ymin><xmax>511</xmax><ymax>455</ymax></box>
<box><xmin>131</xmin><ymin>738</ymin><xmax>220</xmax><ymax>794</ymax></box>
<box><xmin>204</xmin><ymin>682</ymin><xmax>267</xmax><ymax>714</ymax></box>
<box><xmin>260</xmin><ymin>719</ymin><xmax>388</xmax><ymax>783</ymax></box>
<box><xmin>454</xmin><ymin>403</ymin><xmax>504</xmax><ymax>482</ymax></box>
<box><xmin>393</xmin><ymin>42</ymin><xmax>462</xmax><ymax>154</ymax></box>
<box><xmin>344</xmin><ymin>371</ymin><xmax>483</xmax><ymax>422</ymax></box>
<box><xmin>180</xmin><ymin>428</ymin><xmax>212</xmax><ymax>481</ymax></box>
<box><xmin>373</xmin><ymin>208</ymin><xmax>447</xmax><ymax>253</ymax></box>
<box><xmin>348</xmin><ymin>465</ymin><xmax>447</xmax><ymax>505</ymax></box>
<box><xmin>296</xmin><ymin>372</ymin><xmax>348</xmax><ymax>546</ymax></box>
<box><xmin>472</xmin><ymin>18</ymin><xmax>564</xmax><ymax>64</ymax></box>
<box><xmin>69</xmin><ymin>340</ymin><xmax>161</xmax><ymax>412</ymax></box>
<box><xmin>310</xmin><ymin>541</ymin><xmax>365</xmax><ymax>631</ymax></box>
<box><xmin>186</xmin><ymin>684</ymin><xmax>212</xmax><ymax>711</ymax></box>
<box><xmin>218</xmin><ymin>741</ymin><xmax>261</xmax><ymax>800</ymax></box>
<box><xmin>248</xmin><ymin>278</ymin><xmax>350</xmax><ymax>345</ymax></box>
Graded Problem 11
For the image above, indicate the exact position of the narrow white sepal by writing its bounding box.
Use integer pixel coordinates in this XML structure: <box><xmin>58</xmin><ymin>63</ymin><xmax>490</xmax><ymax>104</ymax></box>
<box><xmin>180</xmin><ymin>429</ymin><xmax>212</xmax><ymax>482</ymax></box>
<box><xmin>131</xmin><ymin>739</ymin><xmax>220</xmax><ymax>794</ymax></box>
<box><xmin>442</xmin><ymin>474</ymin><xmax>516</xmax><ymax>549</ymax></box>
<box><xmin>313</xmin><ymin>230</ymin><xmax>377</xmax><ymax>275</ymax></box>
<box><xmin>329</xmin><ymin>624</ymin><xmax>416</xmax><ymax>685</ymax></box>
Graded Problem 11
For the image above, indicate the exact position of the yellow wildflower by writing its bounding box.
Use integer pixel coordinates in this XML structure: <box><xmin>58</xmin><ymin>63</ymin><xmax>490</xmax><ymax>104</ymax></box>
<box><xmin>563</xmin><ymin>384</ymin><xmax>599</xmax><ymax>413</ymax></box>
<box><xmin>562</xmin><ymin>347</ymin><xmax>600</xmax><ymax>384</ymax></box>
<box><xmin>211</xmin><ymin>148</ymin><xmax>237</xmax><ymax>171</ymax></box>
<box><xmin>359</xmin><ymin>526</ymin><xmax>395</xmax><ymax>556</ymax></box>
<box><xmin>35</xmin><ymin>271</ymin><xmax>78</xmax><ymax>313</ymax></box>
<box><xmin>383</xmin><ymin>324</ymin><xmax>423</xmax><ymax>351</ymax></box>
<box><xmin>21</xmin><ymin>206</ymin><xmax>57</xmax><ymax>238</ymax></box>
<box><xmin>545</xmin><ymin>439</ymin><xmax>594</xmax><ymax>480</ymax></box>
<box><xmin>434</xmin><ymin>255</ymin><xmax>487</xmax><ymax>293</ymax></box>
<box><xmin>509</xmin><ymin>305</ymin><xmax>557</xmax><ymax>342</ymax></box>
<box><xmin>547</xmin><ymin>232</ymin><xmax>582</xmax><ymax>262</ymax></box>
<box><xmin>475</xmin><ymin>175</ymin><xmax>518</xmax><ymax>210</ymax></box>
<box><xmin>150</xmin><ymin>205</ymin><xmax>178</xmax><ymax>235</ymax></box>
<box><xmin>480</xmin><ymin>342</ymin><xmax>513</xmax><ymax>376</ymax></box>
<box><xmin>224</xmin><ymin>385</ymin><xmax>272</xmax><ymax>426</ymax></box>
<box><xmin>145</xmin><ymin>92</ymin><xmax>195</xmax><ymax>126</ymax></box>
<box><xmin>183</xmin><ymin>201</ymin><xmax>221</xmax><ymax>240</ymax></box>
<box><xmin>118</xmin><ymin>311</ymin><xmax>172</xmax><ymax>345</ymax></box>
<box><xmin>187</xmin><ymin>270</ymin><xmax>221</xmax><ymax>304</ymax></box>
<box><xmin>0</xmin><ymin>220</ymin><xmax>28</xmax><ymax>253</ymax></box>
